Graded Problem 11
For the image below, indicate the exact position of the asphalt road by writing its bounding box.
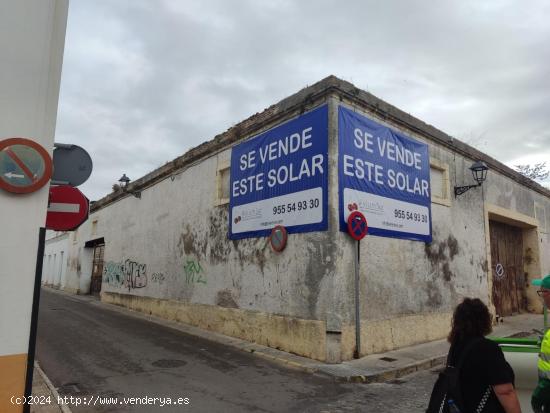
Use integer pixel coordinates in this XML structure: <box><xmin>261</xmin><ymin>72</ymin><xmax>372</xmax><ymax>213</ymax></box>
<box><xmin>36</xmin><ymin>289</ymin><xmax>437</xmax><ymax>412</ymax></box>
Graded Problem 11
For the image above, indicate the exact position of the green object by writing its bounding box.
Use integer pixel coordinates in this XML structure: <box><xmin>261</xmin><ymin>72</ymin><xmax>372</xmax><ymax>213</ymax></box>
<box><xmin>490</xmin><ymin>337</ymin><xmax>539</xmax><ymax>345</ymax></box>
<box><xmin>490</xmin><ymin>337</ymin><xmax>540</xmax><ymax>353</ymax></box>
<box><xmin>530</xmin><ymin>274</ymin><xmax>548</xmax><ymax>331</ymax></box>
<box><xmin>532</xmin><ymin>378</ymin><xmax>550</xmax><ymax>410</ymax></box>
<box><xmin>532</xmin><ymin>274</ymin><xmax>550</xmax><ymax>289</ymax></box>
<box><xmin>498</xmin><ymin>345</ymin><xmax>539</xmax><ymax>353</ymax></box>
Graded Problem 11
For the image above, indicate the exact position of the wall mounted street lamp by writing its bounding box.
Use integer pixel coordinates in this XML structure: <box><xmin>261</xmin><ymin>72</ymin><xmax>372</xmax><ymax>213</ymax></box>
<box><xmin>454</xmin><ymin>161</ymin><xmax>489</xmax><ymax>197</ymax></box>
<box><xmin>118</xmin><ymin>173</ymin><xmax>141</xmax><ymax>199</ymax></box>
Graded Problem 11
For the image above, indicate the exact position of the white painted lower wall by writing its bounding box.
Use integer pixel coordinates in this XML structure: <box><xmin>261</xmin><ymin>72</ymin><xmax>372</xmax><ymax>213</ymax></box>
<box><xmin>43</xmin><ymin>232</ymin><xmax>69</xmax><ymax>289</ymax></box>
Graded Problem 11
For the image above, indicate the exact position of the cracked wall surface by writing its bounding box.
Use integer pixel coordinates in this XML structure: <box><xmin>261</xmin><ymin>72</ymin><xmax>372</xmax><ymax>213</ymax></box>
<box><xmin>43</xmin><ymin>76</ymin><xmax>550</xmax><ymax>361</ymax></box>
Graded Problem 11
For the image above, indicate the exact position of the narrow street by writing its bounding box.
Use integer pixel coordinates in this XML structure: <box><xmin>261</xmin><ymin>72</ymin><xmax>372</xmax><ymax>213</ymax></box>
<box><xmin>36</xmin><ymin>289</ymin><xmax>437</xmax><ymax>412</ymax></box>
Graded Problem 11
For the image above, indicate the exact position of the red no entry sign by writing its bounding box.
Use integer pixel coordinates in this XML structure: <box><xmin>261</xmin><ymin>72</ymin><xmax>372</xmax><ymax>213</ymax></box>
<box><xmin>347</xmin><ymin>211</ymin><xmax>368</xmax><ymax>241</ymax></box>
<box><xmin>46</xmin><ymin>185</ymin><xmax>89</xmax><ymax>231</ymax></box>
<box><xmin>0</xmin><ymin>137</ymin><xmax>52</xmax><ymax>194</ymax></box>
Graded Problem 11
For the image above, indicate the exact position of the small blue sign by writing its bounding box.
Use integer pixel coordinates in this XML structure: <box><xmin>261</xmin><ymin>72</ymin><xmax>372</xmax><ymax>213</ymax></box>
<box><xmin>338</xmin><ymin>106</ymin><xmax>432</xmax><ymax>242</ymax></box>
<box><xmin>230</xmin><ymin>105</ymin><xmax>328</xmax><ymax>239</ymax></box>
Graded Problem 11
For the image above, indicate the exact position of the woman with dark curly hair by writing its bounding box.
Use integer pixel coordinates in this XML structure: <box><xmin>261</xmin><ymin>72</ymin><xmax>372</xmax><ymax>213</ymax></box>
<box><xmin>446</xmin><ymin>298</ymin><xmax>521</xmax><ymax>412</ymax></box>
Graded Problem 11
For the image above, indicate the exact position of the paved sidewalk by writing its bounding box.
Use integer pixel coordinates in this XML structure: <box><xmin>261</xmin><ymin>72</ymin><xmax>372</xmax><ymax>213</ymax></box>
<box><xmin>314</xmin><ymin>313</ymin><xmax>543</xmax><ymax>383</ymax></box>
<box><xmin>44</xmin><ymin>287</ymin><xmax>544</xmax><ymax>384</ymax></box>
<box><xmin>238</xmin><ymin>312</ymin><xmax>543</xmax><ymax>383</ymax></box>
<box><xmin>31</xmin><ymin>362</ymin><xmax>70</xmax><ymax>413</ymax></box>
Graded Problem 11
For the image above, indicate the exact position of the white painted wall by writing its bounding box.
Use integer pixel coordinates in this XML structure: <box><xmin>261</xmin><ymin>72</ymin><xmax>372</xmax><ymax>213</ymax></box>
<box><xmin>0</xmin><ymin>0</ymin><xmax>68</xmax><ymax>358</ymax></box>
<box><xmin>43</xmin><ymin>231</ymin><xmax>69</xmax><ymax>288</ymax></box>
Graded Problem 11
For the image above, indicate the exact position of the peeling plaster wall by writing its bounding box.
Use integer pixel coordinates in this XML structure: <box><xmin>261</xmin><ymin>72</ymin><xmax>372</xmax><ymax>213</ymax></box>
<box><xmin>90</xmin><ymin>144</ymin><xmax>338</xmax><ymax>322</ymax></box>
<box><xmin>45</xmin><ymin>77</ymin><xmax>550</xmax><ymax>361</ymax></box>
<box><xmin>484</xmin><ymin>173</ymin><xmax>550</xmax><ymax>313</ymax></box>
<box><xmin>57</xmin><ymin>99</ymin><xmax>341</xmax><ymax>361</ymax></box>
<box><xmin>337</xmin><ymin>97</ymin><xmax>550</xmax><ymax>356</ymax></box>
<box><xmin>337</xmin><ymin>102</ymin><xmax>489</xmax><ymax>318</ymax></box>
<box><xmin>335</xmin><ymin>100</ymin><xmax>525</xmax><ymax>357</ymax></box>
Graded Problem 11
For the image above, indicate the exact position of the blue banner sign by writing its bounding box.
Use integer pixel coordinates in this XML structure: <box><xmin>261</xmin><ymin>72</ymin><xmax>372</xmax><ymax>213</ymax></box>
<box><xmin>230</xmin><ymin>105</ymin><xmax>328</xmax><ymax>239</ymax></box>
<box><xmin>338</xmin><ymin>106</ymin><xmax>432</xmax><ymax>242</ymax></box>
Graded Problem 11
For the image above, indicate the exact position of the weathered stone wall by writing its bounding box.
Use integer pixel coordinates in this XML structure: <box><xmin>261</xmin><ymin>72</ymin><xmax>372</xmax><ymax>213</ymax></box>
<box><xmin>333</xmin><ymin>101</ymin><xmax>486</xmax><ymax>356</ymax></box>
<box><xmin>102</xmin><ymin>292</ymin><xmax>327</xmax><ymax>361</ymax></box>
<box><xmin>44</xmin><ymin>76</ymin><xmax>550</xmax><ymax>361</ymax></box>
<box><xmin>63</xmin><ymin>97</ymin><xmax>340</xmax><ymax>361</ymax></box>
<box><xmin>334</xmin><ymin>94</ymin><xmax>550</xmax><ymax>357</ymax></box>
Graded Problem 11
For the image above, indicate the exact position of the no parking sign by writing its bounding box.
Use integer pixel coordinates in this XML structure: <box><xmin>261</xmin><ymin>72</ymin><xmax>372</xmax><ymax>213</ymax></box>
<box><xmin>270</xmin><ymin>225</ymin><xmax>288</xmax><ymax>252</ymax></box>
<box><xmin>347</xmin><ymin>211</ymin><xmax>368</xmax><ymax>240</ymax></box>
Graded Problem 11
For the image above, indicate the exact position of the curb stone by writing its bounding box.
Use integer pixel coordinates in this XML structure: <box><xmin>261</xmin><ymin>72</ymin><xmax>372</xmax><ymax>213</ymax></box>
<box><xmin>341</xmin><ymin>355</ymin><xmax>447</xmax><ymax>383</ymax></box>
<box><xmin>34</xmin><ymin>362</ymin><xmax>72</xmax><ymax>413</ymax></box>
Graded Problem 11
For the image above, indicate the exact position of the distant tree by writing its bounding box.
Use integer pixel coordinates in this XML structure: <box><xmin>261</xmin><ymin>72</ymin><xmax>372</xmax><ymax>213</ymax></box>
<box><xmin>514</xmin><ymin>162</ymin><xmax>549</xmax><ymax>181</ymax></box>
<box><xmin>112</xmin><ymin>183</ymin><xmax>121</xmax><ymax>192</ymax></box>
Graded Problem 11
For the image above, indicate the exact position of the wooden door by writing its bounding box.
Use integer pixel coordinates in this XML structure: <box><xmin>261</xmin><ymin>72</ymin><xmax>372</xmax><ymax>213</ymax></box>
<box><xmin>490</xmin><ymin>221</ymin><xmax>525</xmax><ymax>316</ymax></box>
<box><xmin>90</xmin><ymin>244</ymin><xmax>104</xmax><ymax>295</ymax></box>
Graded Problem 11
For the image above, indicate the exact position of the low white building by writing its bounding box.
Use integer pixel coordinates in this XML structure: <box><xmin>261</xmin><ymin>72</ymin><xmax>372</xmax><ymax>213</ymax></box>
<box><xmin>44</xmin><ymin>76</ymin><xmax>550</xmax><ymax>363</ymax></box>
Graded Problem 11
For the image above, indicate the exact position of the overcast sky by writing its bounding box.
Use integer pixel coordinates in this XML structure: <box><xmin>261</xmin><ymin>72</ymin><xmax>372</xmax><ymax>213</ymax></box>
<box><xmin>55</xmin><ymin>0</ymin><xmax>550</xmax><ymax>201</ymax></box>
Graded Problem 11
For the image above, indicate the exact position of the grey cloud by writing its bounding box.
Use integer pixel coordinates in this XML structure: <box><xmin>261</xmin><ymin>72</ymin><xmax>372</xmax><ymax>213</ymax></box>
<box><xmin>55</xmin><ymin>0</ymin><xmax>550</xmax><ymax>200</ymax></box>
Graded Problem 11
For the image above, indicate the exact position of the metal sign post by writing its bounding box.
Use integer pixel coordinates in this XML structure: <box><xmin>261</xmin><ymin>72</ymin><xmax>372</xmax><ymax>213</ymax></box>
<box><xmin>23</xmin><ymin>227</ymin><xmax>46</xmax><ymax>413</ymax></box>
<box><xmin>347</xmin><ymin>211</ymin><xmax>368</xmax><ymax>359</ymax></box>
<box><xmin>354</xmin><ymin>239</ymin><xmax>361</xmax><ymax>359</ymax></box>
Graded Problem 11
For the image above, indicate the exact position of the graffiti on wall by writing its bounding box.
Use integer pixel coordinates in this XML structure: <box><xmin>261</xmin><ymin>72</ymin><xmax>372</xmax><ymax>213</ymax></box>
<box><xmin>183</xmin><ymin>259</ymin><xmax>206</xmax><ymax>284</ymax></box>
<box><xmin>103</xmin><ymin>261</ymin><xmax>124</xmax><ymax>287</ymax></box>
<box><xmin>125</xmin><ymin>260</ymin><xmax>147</xmax><ymax>289</ymax></box>
<box><xmin>102</xmin><ymin>258</ymin><xmax>204</xmax><ymax>290</ymax></box>
<box><xmin>151</xmin><ymin>272</ymin><xmax>166</xmax><ymax>284</ymax></box>
<box><xmin>103</xmin><ymin>259</ymin><xmax>148</xmax><ymax>291</ymax></box>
